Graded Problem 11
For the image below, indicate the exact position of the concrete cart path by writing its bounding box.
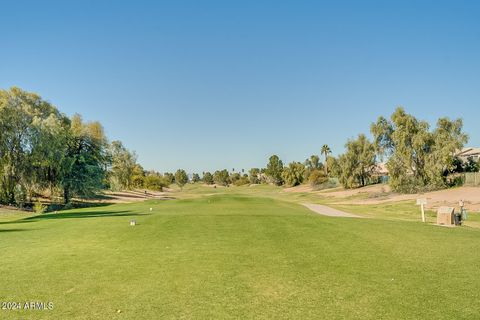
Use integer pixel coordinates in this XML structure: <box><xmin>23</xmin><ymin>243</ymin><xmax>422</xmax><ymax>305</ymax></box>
<box><xmin>302</xmin><ymin>203</ymin><xmax>365</xmax><ymax>218</ymax></box>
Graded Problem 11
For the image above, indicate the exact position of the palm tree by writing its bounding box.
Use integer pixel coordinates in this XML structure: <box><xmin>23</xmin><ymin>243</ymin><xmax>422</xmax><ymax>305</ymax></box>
<box><xmin>321</xmin><ymin>144</ymin><xmax>332</xmax><ymax>175</ymax></box>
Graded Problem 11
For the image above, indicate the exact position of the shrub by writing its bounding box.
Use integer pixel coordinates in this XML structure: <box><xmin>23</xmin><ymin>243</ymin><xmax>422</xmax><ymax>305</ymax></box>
<box><xmin>203</xmin><ymin>172</ymin><xmax>214</xmax><ymax>185</ymax></box>
<box><xmin>313</xmin><ymin>178</ymin><xmax>340</xmax><ymax>190</ymax></box>
<box><xmin>191</xmin><ymin>173</ymin><xmax>201</xmax><ymax>183</ymax></box>
<box><xmin>213</xmin><ymin>170</ymin><xmax>230</xmax><ymax>186</ymax></box>
<box><xmin>248</xmin><ymin>168</ymin><xmax>260</xmax><ymax>184</ymax></box>
<box><xmin>47</xmin><ymin>203</ymin><xmax>64</xmax><ymax>213</ymax></box>
<box><xmin>233</xmin><ymin>176</ymin><xmax>250</xmax><ymax>186</ymax></box>
<box><xmin>282</xmin><ymin>162</ymin><xmax>305</xmax><ymax>187</ymax></box>
<box><xmin>63</xmin><ymin>202</ymin><xmax>74</xmax><ymax>210</ymax></box>
<box><xmin>13</xmin><ymin>184</ymin><xmax>27</xmax><ymax>208</ymax></box>
<box><xmin>230</xmin><ymin>172</ymin><xmax>241</xmax><ymax>184</ymax></box>
<box><xmin>144</xmin><ymin>174</ymin><xmax>167</xmax><ymax>191</ymax></box>
<box><xmin>308</xmin><ymin>169</ymin><xmax>329</xmax><ymax>187</ymax></box>
<box><xmin>175</xmin><ymin>169</ymin><xmax>189</xmax><ymax>189</ymax></box>
<box><xmin>33</xmin><ymin>200</ymin><xmax>46</xmax><ymax>214</ymax></box>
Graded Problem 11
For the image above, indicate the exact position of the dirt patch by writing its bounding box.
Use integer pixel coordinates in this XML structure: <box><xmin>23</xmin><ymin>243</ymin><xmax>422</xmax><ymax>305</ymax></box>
<box><xmin>288</xmin><ymin>183</ymin><xmax>480</xmax><ymax>212</ymax></box>
<box><xmin>284</xmin><ymin>184</ymin><xmax>390</xmax><ymax>197</ymax></box>
<box><xmin>0</xmin><ymin>205</ymin><xmax>31</xmax><ymax>216</ymax></box>
<box><xmin>325</xmin><ymin>186</ymin><xmax>480</xmax><ymax>212</ymax></box>
<box><xmin>316</xmin><ymin>184</ymin><xmax>392</xmax><ymax>197</ymax></box>
<box><xmin>284</xmin><ymin>185</ymin><xmax>315</xmax><ymax>193</ymax></box>
<box><xmin>99</xmin><ymin>190</ymin><xmax>174</xmax><ymax>203</ymax></box>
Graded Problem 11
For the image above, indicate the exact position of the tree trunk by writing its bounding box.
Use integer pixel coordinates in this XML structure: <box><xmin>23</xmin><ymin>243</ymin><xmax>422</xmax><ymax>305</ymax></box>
<box><xmin>64</xmin><ymin>186</ymin><xmax>70</xmax><ymax>204</ymax></box>
<box><xmin>324</xmin><ymin>154</ymin><xmax>328</xmax><ymax>175</ymax></box>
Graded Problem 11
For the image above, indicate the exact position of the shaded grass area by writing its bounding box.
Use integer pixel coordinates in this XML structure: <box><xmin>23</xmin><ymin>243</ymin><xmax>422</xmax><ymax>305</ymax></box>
<box><xmin>1</xmin><ymin>194</ymin><xmax>480</xmax><ymax>319</ymax></box>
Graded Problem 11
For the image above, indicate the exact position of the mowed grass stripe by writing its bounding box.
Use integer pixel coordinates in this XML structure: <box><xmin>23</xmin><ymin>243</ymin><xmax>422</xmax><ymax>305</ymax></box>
<box><xmin>0</xmin><ymin>195</ymin><xmax>479</xmax><ymax>319</ymax></box>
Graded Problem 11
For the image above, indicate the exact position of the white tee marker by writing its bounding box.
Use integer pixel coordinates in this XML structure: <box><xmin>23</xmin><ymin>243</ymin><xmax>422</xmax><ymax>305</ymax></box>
<box><xmin>416</xmin><ymin>198</ymin><xmax>427</xmax><ymax>222</ymax></box>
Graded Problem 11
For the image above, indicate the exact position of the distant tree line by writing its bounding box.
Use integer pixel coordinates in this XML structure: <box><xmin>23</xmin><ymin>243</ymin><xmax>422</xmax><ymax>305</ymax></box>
<box><xmin>2</xmin><ymin>87</ymin><xmax>475</xmax><ymax>211</ymax></box>
<box><xmin>126</xmin><ymin>107</ymin><xmax>477</xmax><ymax>194</ymax></box>
<box><xmin>184</xmin><ymin>107</ymin><xmax>476</xmax><ymax>194</ymax></box>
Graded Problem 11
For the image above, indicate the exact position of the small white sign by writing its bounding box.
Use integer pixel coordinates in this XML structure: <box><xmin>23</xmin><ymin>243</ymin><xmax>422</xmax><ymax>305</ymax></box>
<box><xmin>416</xmin><ymin>198</ymin><xmax>427</xmax><ymax>223</ymax></box>
<box><xmin>416</xmin><ymin>198</ymin><xmax>427</xmax><ymax>205</ymax></box>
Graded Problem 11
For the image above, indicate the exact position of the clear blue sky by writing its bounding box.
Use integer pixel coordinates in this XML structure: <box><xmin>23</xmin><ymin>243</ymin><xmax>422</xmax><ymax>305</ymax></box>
<box><xmin>1</xmin><ymin>0</ymin><xmax>479</xmax><ymax>173</ymax></box>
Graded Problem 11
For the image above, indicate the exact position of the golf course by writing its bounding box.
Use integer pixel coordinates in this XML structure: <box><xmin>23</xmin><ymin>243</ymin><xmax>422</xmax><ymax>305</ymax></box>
<box><xmin>1</xmin><ymin>185</ymin><xmax>479</xmax><ymax>319</ymax></box>
<box><xmin>2</xmin><ymin>1</ymin><xmax>480</xmax><ymax>319</ymax></box>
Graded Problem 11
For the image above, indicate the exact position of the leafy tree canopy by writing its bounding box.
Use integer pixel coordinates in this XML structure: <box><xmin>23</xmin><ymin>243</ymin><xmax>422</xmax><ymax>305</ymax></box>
<box><xmin>175</xmin><ymin>169</ymin><xmax>188</xmax><ymax>189</ymax></box>
<box><xmin>371</xmin><ymin>107</ymin><xmax>468</xmax><ymax>192</ymax></box>
<box><xmin>265</xmin><ymin>155</ymin><xmax>284</xmax><ymax>186</ymax></box>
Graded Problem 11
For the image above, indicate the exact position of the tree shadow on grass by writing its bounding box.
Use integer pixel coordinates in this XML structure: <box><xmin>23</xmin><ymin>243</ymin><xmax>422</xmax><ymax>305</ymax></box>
<box><xmin>26</xmin><ymin>210</ymin><xmax>147</xmax><ymax>221</ymax></box>
<box><xmin>0</xmin><ymin>228</ymin><xmax>30</xmax><ymax>233</ymax></box>
<box><xmin>0</xmin><ymin>210</ymin><xmax>149</xmax><ymax>224</ymax></box>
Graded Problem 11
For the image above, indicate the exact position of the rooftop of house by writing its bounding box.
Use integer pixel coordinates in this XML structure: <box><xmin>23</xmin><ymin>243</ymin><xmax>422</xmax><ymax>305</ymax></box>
<box><xmin>457</xmin><ymin>147</ymin><xmax>480</xmax><ymax>157</ymax></box>
<box><xmin>372</xmin><ymin>162</ymin><xmax>389</xmax><ymax>175</ymax></box>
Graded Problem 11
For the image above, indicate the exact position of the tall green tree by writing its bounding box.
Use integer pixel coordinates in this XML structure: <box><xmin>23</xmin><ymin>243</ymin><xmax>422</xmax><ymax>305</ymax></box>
<box><xmin>163</xmin><ymin>172</ymin><xmax>174</xmax><ymax>185</ymax></box>
<box><xmin>131</xmin><ymin>164</ymin><xmax>146</xmax><ymax>188</ymax></box>
<box><xmin>338</xmin><ymin>134</ymin><xmax>376</xmax><ymax>189</ymax></box>
<box><xmin>305</xmin><ymin>155</ymin><xmax>321</xmax><ymax>171</ymax></box>
<box><xmin>326</xmin><ymin>156</ymin><xmax>340</xmax><ymax>178</ymax></box>
<box><xmin>371</xmin><ymin>107</ymin><xmax>468</xmax><ymax>192</ymax></box>
<box><xmin>30</xmin><ymin>109</ymin><xmax>71</xmax><ymax>201</ymax></box>
<box><xmin>429</xmin><ymin>117</ymin><xmax>469</xmax><ymax>182</ymax></box>
<box><xmin>0</xmin><ymin>87</ymin><xmax>69</xmax><ymax>204</ymax></box>
<box><xmin>108</xmin><ymin>140</ymin><xmax>137</xmax><ymax>191</ymax></box>
<box><xmin>213</xmin><ymin>169</ymin><xmax>230</xmax><ymax>186</ymax></box>
<box><xmin>60</xmin><ymin>115</ymin><xmax>108</xmax><ymax>203</ymax></box>
<box><xmin>282</xmin><ymin>162</ymin><xmax>305</xmax><ymax>187</ymax></box>
<box><xmin>230</xmin><ymin>172</ymin><xmax>241</xmax><ymax>184</ymax></box>
<box><xmin>175</xmin><ymin>169</ymin><xmax>188</xmax><ymax>190</ymax></box>
<box><xmin>304</xmin><ymin>155</ymin><xmax>323</xmax><ymax>181</ymax></box>
<box><xmin>248</xmin><ymin>168</ymin><xmax>260</xmax><ymax>184</ymax></box>
<box><xmin>191</xmin><ymin>173</ymin><xmax>201</xmax><ymax>183</ymax></box>
<box><xmin>265</xmin><ymin>155</ymin><xmax>284</xmax><ymax>186</ymax></box>
<box><xmin>321</xmin><ymin>145</ymin><xmax>332</xmax><ymax>175</ymax></box>
<box><xmin>203</xmin><ymin>172</ymin><xmax>214</xmax><ymax>185</ymax></box>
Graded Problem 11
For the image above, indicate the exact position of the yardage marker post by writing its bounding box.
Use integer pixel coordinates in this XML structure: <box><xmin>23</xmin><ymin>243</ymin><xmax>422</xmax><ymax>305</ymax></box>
<box><xmin>416</xmin><ymin>198</ymin><xmax>427</xmax><ymax>222</ymax></box>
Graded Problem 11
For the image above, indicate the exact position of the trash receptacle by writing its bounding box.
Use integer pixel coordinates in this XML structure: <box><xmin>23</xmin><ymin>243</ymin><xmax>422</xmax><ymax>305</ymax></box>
<box><xmin>454</xmin><ymin>213</ymin><xmax>462</xmax><ymax>226</ymax></box>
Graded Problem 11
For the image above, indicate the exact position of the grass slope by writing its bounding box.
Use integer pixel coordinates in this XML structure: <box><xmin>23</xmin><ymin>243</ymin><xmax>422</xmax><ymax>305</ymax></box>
<box><xmin>1</xmin><ymin>194</ymin><xmax>480</xmax><ymax>319</ymax></box>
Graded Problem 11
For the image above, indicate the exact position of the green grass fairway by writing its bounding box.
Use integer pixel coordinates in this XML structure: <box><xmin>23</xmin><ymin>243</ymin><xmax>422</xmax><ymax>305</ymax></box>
<box><xmin>1</xmin><ymin>194</ymin><xmax>480</xmax><ymax>319</ymax></box>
